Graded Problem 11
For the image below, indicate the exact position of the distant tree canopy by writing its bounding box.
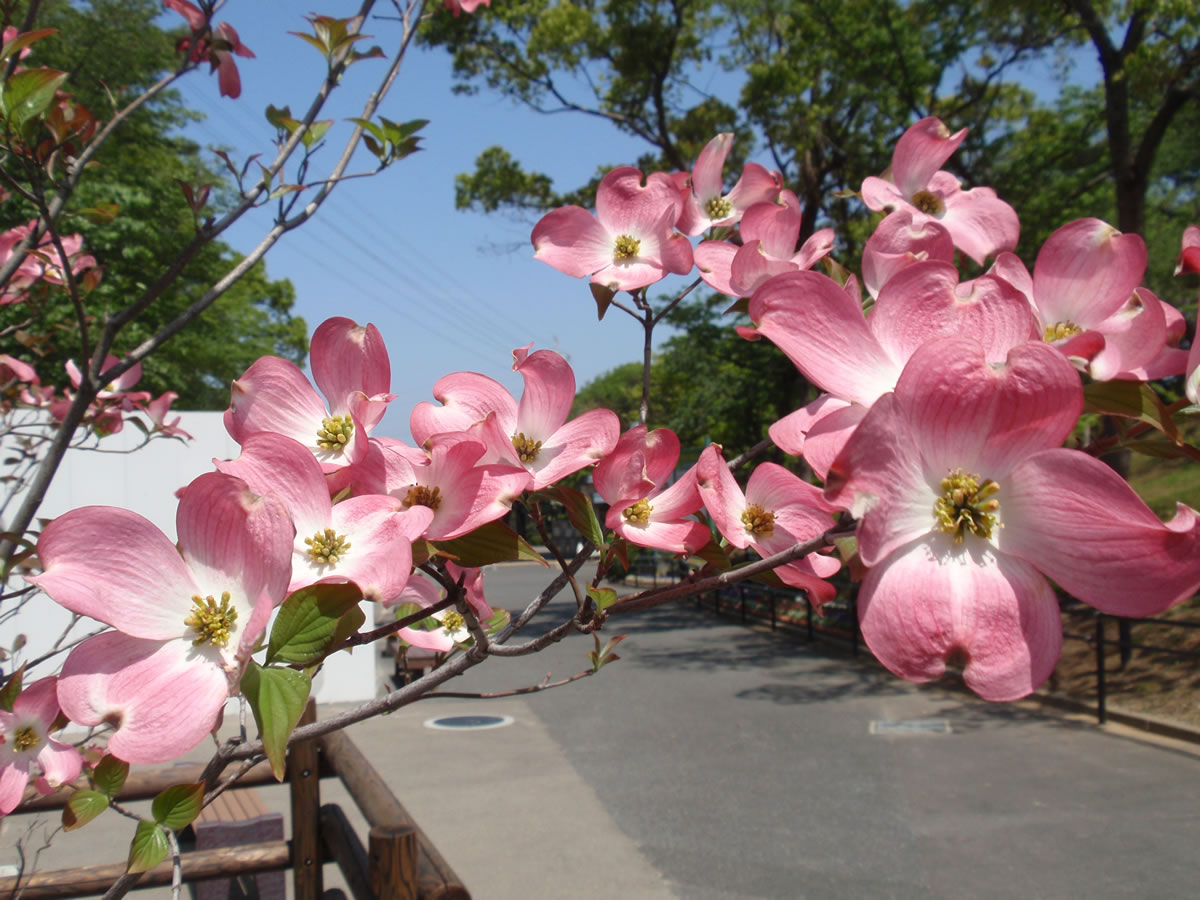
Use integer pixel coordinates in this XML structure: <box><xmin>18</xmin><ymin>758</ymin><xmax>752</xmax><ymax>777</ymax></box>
<box><xmin>427</xmin><ymin>0</ymin><xmax>1199</xmax><ymax>454</ymax></box>
<box><xmin>1</xmin><ymin>0</ymin><xmax>307</xmax><ymax>410</ymax></box>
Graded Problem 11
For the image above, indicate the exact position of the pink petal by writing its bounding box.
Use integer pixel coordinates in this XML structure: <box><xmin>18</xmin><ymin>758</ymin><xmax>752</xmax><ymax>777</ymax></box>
<box><xmin>890</xmin><ymin>117</ymin><xmax>967</xmax><ymax>199</ymax></box>
<box><xmin>689</xmin><ymin>133</ymin><xmax>732</xmax><ymax>208</ymax></box>
<box><xmin>659</xmin><ymin>230</ymin><xmax>695</xmax><ymax>278</ymax></box>
<box><xmin>798</xmin><ymin>403</ymin><xmax>869</xmax><ymax>483</ymax></box>
<box><xmin>312</xmin><ymin>497</ymin><xmax>429</xmax><ymax>603</ymax></box>
<box><xmin>530</xmin><ymin>407</ymin><xmax>620</xmax><ymax>489</ymax></box>
<box><xmin>595</xmin><ymin>167</ymin><xmax>683</xmax><ymax>235</ymax></box>
<box><xmin>1086</xmin><ymin>287</ymin><xmax>1168</xmax><ymax>381</ymax></box>
<box><xmin>58</xmin><ymin>632</ymin><xmax>230</xmax><ymax>765</ymax></box>
<box><xmin>789</xmin><ymin>227</ymin><xmax>836</xmax><ymax>272</ymax></box>
<box><xmin>860</xmin><ymin>175</ymin><xmax>905</xmax><ymax>213</ymax></box>
<box><xmin>645</xmin><ymin>464</ymin><xmax>705</xmax><ymax>521</ymax></box>
<box><xmin>594</xmin><ymin>426</ymin><xmax>678</xmax><ymax>505</ymax></box>
<box><xmin>1175</xmin><ymin>225</ymin><xmax>1200</xmax><ymax>275</ymax></box>
<box><xmin>12</xmin><ymin>677</ymin><xmax>61</xmax><ymax>727</ymax></box>
<box><xmin>869</xmin><ymin>262</ymin><xmax>1036</xmax><ymax>367</ymax></box>
<box><xmin>694</xmin><ymin>240</ymin><xmax>738</xmax><ymax>295</ymax></box>
<box><xmin>164</xmin><ymin>0</ymin><xmax>206</xmax><ymax>30</ymax></box>
<box><xmin>862</xmin><ymin>210</ymin><xmax>955</xmax><ymax>299</ymax></box>
<box><xmin>739</xmin><ymin>193</ymin><xmax>801</xmax><ymax>258</ymax></box>
<box><xmin>729</xmin><ymin>241</ymin><xmax>797</xmax><ymax>297</ymax></box>
<box><xmin>311</xmin><ymin>318</ymin><xmax>392</xmax><ymax>423</ymax></box>
<box><xmin>0</xmin><ymin>762</ymin><xmax>30</xmax><ymax>815</ymax></box>
<box><xmin>1187</xmin><ymin>336</ymin><xmax>1200</xmax><ymax>406</ymax></box>
<box><xmin>514</xmin><ymin>346</ymin><xmax>574</xmax><ymax>440</ymax></box>
<box><xmin>215</xmin><ymin>51</ymin><xmax>242</xmax><ymax>99</ymax></box>
<box><xmin>410</xmin><ymin>371</ymin><xmax>517</xmax><ymax>447</ymax></box>
<box><xmin>938</xmin><ymin>186</ymin><xmax>1019</xmax><ymax>264</ymax></box>
<box><xmin>613</xmin><ymin>515</ymin><xmax>710</xmax><ymax>554</ymax></box>
<box><xmin>1000</xmin><ymin>450</ymin><xmax>1200</xmax><ymax>617</ymax></box>
<box><xmin>35</xmin><ymin>739</ymin><xmax>82</xmax><ymax>791</ymax></box>
<box><xmin>28</xmin><ymin>507</ymin><xmax>198</xmax><ymax>639</ymax></box>
<box><xmin>859</xmin><ymin>536</ymin><xmax>1062</xmax><ymax>701</ymax></box>
<box><xmin>176</xmin><ymin>472</ymin><xmax>295</xmax><ymax>658</ymax></box>
<box><xmin>768</xmin><ymin>394</ymin><xmax>851</xmax><ymax>458</ymax></box>
<box><xmin>1031</xmin><ymin>218</ymin><xmax>1146</xmax><ymax>327</ymax></box>
<box><xmin>695</xmin><ymin>445</ymin><xmax>750</xmax><ymax>549</ymax></box>
<box><xmin>532</xmin><ymin>206</ymin><xmax>615</xmax><ymax>278</ymax></box>
<box><xmin>724</xmin><ymin>164</ymin><xmax>783</xmax><ymax>218</ymax></box>
<box><xmin>215</xmin><ymin>432</ymin><xmax>332</xmax><ymax>535</ymax></box>
<box><xmin>748</xmin><ymin>270</ymin><xmax>900</xmax><ymax>405</ymax></box>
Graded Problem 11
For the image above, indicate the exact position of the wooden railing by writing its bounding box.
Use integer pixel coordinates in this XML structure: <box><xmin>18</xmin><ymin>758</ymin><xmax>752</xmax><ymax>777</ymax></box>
<box><xmin>0</xmin><ymin>704</ymin><xmax>469</xmax><ymax>900</ymax></box>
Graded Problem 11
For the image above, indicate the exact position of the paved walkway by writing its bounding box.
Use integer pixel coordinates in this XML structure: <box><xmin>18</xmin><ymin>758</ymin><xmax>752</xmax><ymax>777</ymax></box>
<box><xmin>5</xmin><ymin>561</ymin><xmax>1199</xmax><ymax>898</ymax></box>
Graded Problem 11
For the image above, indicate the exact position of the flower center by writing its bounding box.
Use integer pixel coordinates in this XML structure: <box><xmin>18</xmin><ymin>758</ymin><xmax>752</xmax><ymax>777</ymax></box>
<box><xmin>911</xmin><ymin>190</ymin><xmax>945</xmax><ymax>216</ymax></box>
<box><xmin>316</xmin><ymin>415</ymin><xmax>354</xmax><ymax>451</ymax></box>
<box><xmin>403</xmin><ymin>484</ymin><xmax>442</xmax><ymax>511</ymax></box>
<box><xmin>613</xmin><ymin>234</ymin><xmax>641</xmax><ymax>261</ymax></box>
<box><xmin>184</xmin><ymin>592</ymin><xmax>238</xmax><ymax>647</ymax></box>
<box><xmin>441</xmin><ymin>610</ymin><xmax>465</xmax><ymax>633</ymax></box>
<box><xmin>933</xmin><ymin>468</ymin><xmax>1000</xmax><ymax>543</ymax></box>
<box><xmin>1043</xmin><ymin>321</ymin><xmax>1083</xmax><ymax>342</ymax></box>
<box><xmin>705</xmin><ymin>196</ymin><xmax>733</xmax><ymax>220</ymax></box>
<box><xmin>741</xmin><ymin>504</ymin><xmax>776</xmax><ymax>537</ymax></box>
<box><xmin>512</xmin><ymin>432</ymin><xmax>543</xmax><ymax>463</ymax></box>
<box><xmin>622</xmin><ymin>498</ymin><xmax>653</xmax><ymax>524</ymax></box>
<box><xmin>305</xmin><ymin>527</ymin><xmax>351</xmax><ymax>565</ymax></box>
<box><xmin>13</xmin><ymin>725</ymin><xmax>39</xmax><ymax>752</ymax></box>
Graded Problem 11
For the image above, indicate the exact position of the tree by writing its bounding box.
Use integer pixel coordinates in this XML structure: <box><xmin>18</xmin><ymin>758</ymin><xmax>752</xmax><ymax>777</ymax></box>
<box><xmin>0</xmin><ymin>0</ymin><xmax>306</xmax><ymax>409</ymax></box>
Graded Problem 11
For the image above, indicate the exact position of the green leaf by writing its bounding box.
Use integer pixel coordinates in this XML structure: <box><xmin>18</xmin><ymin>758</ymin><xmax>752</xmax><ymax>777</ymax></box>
<box><xmin>588</xmin><ymin>633</ymin><xmax>628</xmax><ymax>671</ymax></box>
<box><xmin>3</xmin><ymin>67</ymin><xmax>69</xmax><ymax>127</ymax></box>
<box><xmin>265</xmin><ymin>104</ymin><xmax>297</xmax><ymax>131</ymax></box>
<box><xmin>267</xmin><ymin>582</ymin><xmax>363</xmax><ymax>665</ymax></box>
<box><xmin>546</xmin><ymin>484</ymin><xmax>605</xmax><ymax>549</ymax></box>
<box><xmin>722</xmin><ymin>296</ymin><xmax>750</xmax><ymax>316</ymax></box>
<box><xmin>1083</xmin><ymin>381</ymin><xmax>1178</xmax><ymax>441</ymax></box>
<box><xmin>127</xmin><ymin>820</ymin><xmax>169</xmax><ymax>873</ymax></box>
<box><xmin>587</xmin><ymin>586</ymin><xmax>617</xmax><ymax>612</ymax></box>
<box><xmin>92</xmin><ymin>755</ymin><xmax>129</xmax><ymax>797</ymax></box>
<box><xmin>289</xmin><ymin>30</ymin><xmax>330</xmax><ymax>58</ymax></box>
<box><xmin>348</xmin><ymin>117</ymin><xmax>386</xmax><ymax>143</ymax></box>
<box><xmin>0</xmin><ymin>662</ymin><xmax>26</xmax><ymax>712</ymax></box>
<box><xmin>152</xmin><ymin>782</ymin><xmax>205</xmax><ymax>830</ymax></box>
<box><xmin>435</xmin><ymin>520</ymin><xmax>549</xmax><ymax>567</ymax></box>
<box><xmin>330</xmin><ymin>604</ymin><xmax>366</xmax><ymax>650</ymax></box>
<box><xmin>79</xmin><ymin>202</ymin><xmax>119</xmax><ymax>224</ymax></box>
<box><xmin>301</xmin><ymin>120</ymin><xmax>333</xmax><ymax>148</ymax></box>
<box><xmin>62</xmin><ymin>790</ymin><xmax>109</xmax><ymax>831</ymax></box>
<box><xmin>832</xmin><ymin>533</ymin><xmax>859</xmax><ymax>563</ymax></box>
<box><xmin>481</xmin><ymin>606</ymin><xmax>511</xmax><ymax>636</ymax></box>
<box><xmin>241</xmin><ymin>662</ymin><xmax>311</xmax><ymax>781</ymax></box>
<box><xmin>689</xmin><ymin>538</ymin><xmax>730</xmax><ymax>572</ymax></box>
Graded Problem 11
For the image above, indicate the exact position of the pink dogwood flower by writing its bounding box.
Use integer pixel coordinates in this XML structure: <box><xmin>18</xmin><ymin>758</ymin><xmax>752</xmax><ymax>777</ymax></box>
<box><xmin>990</xmin><ymin>218</ymin><xmax>1171</xmax><ymax>381</ymax></box>
<box><xmin>675</xmin><ymin>133</ymin><xmax>781</xmax><ymax>236</ymax></box>
<box><xmin>144</xmin><ymin>391</ymin><xmax>194</xmax><ymax>439</ymax></box>
<box><xmin>1175</xmin><ymin>225</ymin><xmax>1200</xmax><ymax>276</ymax></box>
<box><xmin>0</xmin><ymin>677</ymin><xmax>82</xmax><ymax>816</ymax></box>
<box><xmin>532</xmin><ymin>167</ymin><xmax>694</xmax><ymax>292</ymax></box>
<box><xmin>861</xmin><ymin>209</ymin><xmax>955</xmax><ymax>299</ymax></box>
<box><xmin>27</xmin><ymin>472</ymin><xmax>294</xmax><ymax>764</ymax></box>
<box><xmin>215</xmin><ymin>432</ymin><xmax>432</xmax><ymax>603</ymax></box>
<box><xmin>824</xmin><ymin>336</ymin><xmax>1200</xmax><ymax>701</ymax></box>
<box><xmin>444</xmin><ymin>0</ymin><xmax>491</xmax><ymax>15</ymax></box>
<box><xmin>367</xmin><ymin>436</ymin><xmax>529</xmax><ymax>542</ymax></box>
<box><xmin>861</xmin><ymin>117</ymin><xmax>1019</xmax><ymax>264</ymax></box>
<box><xmin>410</xmin><ymin>345</ymin><xmax>619</xmax><ymax>490</ymax></box>
<box><xmin>696</xmin><ymin>445</ymin><xmax>841</xmax><ymax>605</ymax></box>
<box><xmin>386</xmin><ymin>565</ymin><xmax>493</xmax><ymax>652</ymax></box>
<box><xmin>226</xmin><ymin>317</ymin><xmax>393</xmax><ymax>487</ymax></box>
<box><xmin>694</xmin><ymin>191</ymin><xmax>835</xmax><ymax>297</ymax></box>
<box><xmin>592</xmin><ymin>425</ymin><xmax>709</xmax><ymax>554</ymax></box>
<box><xmin>744</xmin><ymin>264</ymin><xmax>1036</xmax><ymax>479</ymax></box>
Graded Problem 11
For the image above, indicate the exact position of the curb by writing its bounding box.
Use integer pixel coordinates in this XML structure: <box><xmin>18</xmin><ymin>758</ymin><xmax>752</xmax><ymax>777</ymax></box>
<box><xmin>1030</xmin><ymin>691</ymin><xmax>1200</xmax><ymax>747</ymax></box>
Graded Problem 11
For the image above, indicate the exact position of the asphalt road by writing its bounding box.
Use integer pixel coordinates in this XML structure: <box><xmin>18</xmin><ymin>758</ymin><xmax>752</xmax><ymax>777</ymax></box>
<box><xmin>445</xmin><ymin>562</ymin><xmax>1200</xmax><ymax>899</ymax></box>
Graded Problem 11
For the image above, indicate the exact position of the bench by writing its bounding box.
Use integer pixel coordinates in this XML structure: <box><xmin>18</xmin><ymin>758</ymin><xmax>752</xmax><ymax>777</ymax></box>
<box><xmin>192</xmin><ymin>788</ymin><xmax>285</xmax><ymax>900</ymax></box>
<box><xmin>392</xmin><ymin>647</ymin><xmax>444</xmax><ymax>687</ymax></box>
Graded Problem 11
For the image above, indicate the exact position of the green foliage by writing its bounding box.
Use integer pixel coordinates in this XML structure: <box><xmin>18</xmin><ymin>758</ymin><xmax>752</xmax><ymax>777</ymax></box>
<box><xmin>266</xmin><ymin>583</ymin><xmax>365</xmax><ymax>666</ymax></box>
<box><xmin>62</xmin><ymin>790</ymin><xmax>109</xmax><ymax>831</ymax></box>
<box><xmin>151</xmin><ymin>782</ymin><xmax>205</xmax><ymax>830</ymax></box>
<box><xmin>435</xmin><ymin>520</ymin><xmax>549</xmax><ymax>566</ymax></box>
<box><xmin>241</xmin><ymin>661</ymin><xmax>312</xmax><ymax>782</ymax></box>
<box><xmin>0</xmin><ymin>0</ymin><xmax>307</xmax><ymax>409</ymax></box>
<box><xmin>126</xmin><ymin>819</ymin><xmax>169</xmax><ymax>873</ymax></box>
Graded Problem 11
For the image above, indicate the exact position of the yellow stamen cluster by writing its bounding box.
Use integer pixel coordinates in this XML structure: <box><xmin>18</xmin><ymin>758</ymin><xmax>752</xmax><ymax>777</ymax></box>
<box><xmin>934</xmin><ymin>468</ymin><xmax>1000</xmax><ymax>543</ymax></box>
<box><xmin>911</xmin><ymin>190</ymin><xmax>945</xmax><ymax>216</ymax></box>
<box><xmin>741</xmin><ymin>504</ymin><xmax>776</xmax><ymax>537</ymax></box>
<box><xmin>613</xmin><ymin>234</ymin><xmax>641</xmax><ymax>261</ymax></box>
<box><xmin>705</xmin><ymin>196</ymin><xmax>733</xmax><ymax>220</ymax></box>
<box><xmin>622</xmin><ymin>498</ymin><xmax>653</xmax><ymax>524</ymax></box>
<box><xmin>316</xmin><ymin>415</ymin><xmax>354</xmax><ymax>451</ymax></box>
<box><xmin>403</xmin><ymin>484</ymin><xmax>442</xmax><ymax>511</ymax></box>
<box><xmin>512</xmin><ymin>432</ymin><xmax>543</xmax><ymax>463</ymax></box>
<box><xmin>305</xmin><ymin>527</ymin><xmax>351</xmax><ymax>565</ymax></box>
<box><xmin>1043</xmin><ymin>321</ymin><xmax>1083</xmax><ymax>342</ymax></box>
<box><xmin>184</xmin><ymin>592</ymin><xmax>238</xmax><ymax>647</ymax></box>
<box><xmin>13</xmin><ymin>725</ymin><xmax>39</xmax><ymax>752</ymax></box>
<box><xmin>441</xmin><ymin>610</ymin><xmax>466</xmax><ymax>634</ymax></box>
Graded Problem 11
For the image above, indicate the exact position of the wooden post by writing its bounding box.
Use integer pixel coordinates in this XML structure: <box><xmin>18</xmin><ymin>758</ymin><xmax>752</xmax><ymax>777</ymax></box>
<box><xmin>369</xmin><ymin>825</ymin><xmax>418</xmax><ymax>900</ymax></box>
<box><xmin>290</xmin><ymin>699</ymin><xmax>323</xmax><ymax>900</ymax></box>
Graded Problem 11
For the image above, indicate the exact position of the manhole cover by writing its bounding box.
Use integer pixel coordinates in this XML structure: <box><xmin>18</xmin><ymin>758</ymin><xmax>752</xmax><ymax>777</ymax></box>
<box><xmin>869</xmin><ymin>718</ymin><xmax>951</xmax><ymax>735</ymax></box>
<box><xmin>424</xmin><ymin>714</ymin><xmax>514</xmax><ymax>731</ymax></box>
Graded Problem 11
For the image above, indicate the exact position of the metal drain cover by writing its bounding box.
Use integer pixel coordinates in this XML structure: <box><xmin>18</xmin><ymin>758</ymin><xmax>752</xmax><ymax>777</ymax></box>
<box><xmin>869</xmin><ymin>718</ymin><xmax>951</xmax><ymax>735</ymax></box>
<box><xmin>424</xmin><ymin>714</ymin><xmax>514</xmax><ymax>731</ymax></box>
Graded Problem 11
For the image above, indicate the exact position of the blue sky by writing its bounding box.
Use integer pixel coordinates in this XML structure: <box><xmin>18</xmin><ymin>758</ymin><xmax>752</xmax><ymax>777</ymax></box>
<box><xmin>170</xmin><ymin>3</ymin><xmax>669</xmax><ymax>444</ymax></box>
<box><xmin>168</xmin><ymin>3</ymin><xmax>1098</xmax><ymax>444</ymax></box>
